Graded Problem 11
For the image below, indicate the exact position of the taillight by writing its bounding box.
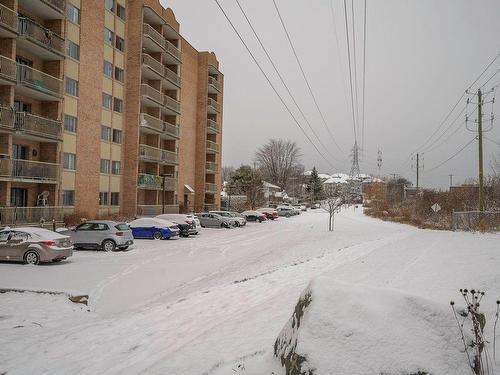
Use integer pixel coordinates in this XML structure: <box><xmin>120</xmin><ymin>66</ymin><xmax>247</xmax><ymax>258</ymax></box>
<box><xmin>41</xmin><ymin>240</ymin><xmax>56</xmax><ymax>246</ymax></box>
<box><xmin>115</xmin><ymin>231</ymin><xmax>124</xmax><ymax>236</ymax></box>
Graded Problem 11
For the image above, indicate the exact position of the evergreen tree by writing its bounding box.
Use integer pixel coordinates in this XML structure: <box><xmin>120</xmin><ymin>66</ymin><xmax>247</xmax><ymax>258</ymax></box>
<box><xmin>306</xmin><ymin>167</ymin><xmax>323</xmax><ymax>202</ymax></box>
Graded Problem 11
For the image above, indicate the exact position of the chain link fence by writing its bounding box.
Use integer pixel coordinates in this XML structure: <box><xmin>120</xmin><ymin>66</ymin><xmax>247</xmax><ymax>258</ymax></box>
<box><xmin>452</xmin><ymin>211</ymin><xmax>500</xmax><ymax>231</ymax></box>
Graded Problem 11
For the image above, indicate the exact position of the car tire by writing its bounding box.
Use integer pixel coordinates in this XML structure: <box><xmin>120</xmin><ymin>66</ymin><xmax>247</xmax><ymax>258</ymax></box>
<box><xmin>234</xmin><ymin>222</ymin><xmax>240</xmax><ymax>227</ymax></box>
<box><xmin>102</xmin><ymin>240</ymin><xmax>116</xmax><ymax>252</ymax></box>
<box><xmin>24</xmin><ymin>250</ymin><xmax>40</xmax><ymax>265</ymax></box>
<box><xmin>153</xmin><ymin>231</ymin><xmax>163</xmax><ymax>240</ymax></box>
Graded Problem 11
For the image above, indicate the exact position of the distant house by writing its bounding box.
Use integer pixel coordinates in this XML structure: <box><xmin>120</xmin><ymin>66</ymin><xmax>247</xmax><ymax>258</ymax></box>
<box><xmin>263</xmin><ymin>181</ymin><xmax>282</xmax><ymax>205</ymax></box>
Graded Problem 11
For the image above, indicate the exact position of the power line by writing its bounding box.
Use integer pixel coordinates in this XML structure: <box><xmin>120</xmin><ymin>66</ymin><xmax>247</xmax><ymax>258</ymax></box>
<box><xmin>361</xmin><ymin>0</ymin><xmax>367</xmax><ymax>153</ymax></box>
<box><xmin>213</xmin><ymin>0</ymin><xmax>336</xmax><ymax>170</ymax></box>
<box><xmin>343</xmin><ymin>0</ymin><xmax>358</xmax><ymax>142</ymax></box>
<box><xmin>271</xmin><ymin>0</ymin><xmax>345</xmax><ymax>154</ymax></box>
<box><xmin>425</xmin><ymin>137</ymin><xmax>477</xmax><ymax>173</ymax></box>
<box><xmin>480</xmin><ymin>67</ymin><xmax>500</xmax><ymax>90</ymax></box>
<box><xmin>234</xmin><ymin>0</ymin><xmax>345</xmax><ymax>164</ymax></box>
<box><xmin>471</xmin><ymin>52</ymin><xmax>500</xmax><ymax>90</ymax></box>
<box><xmin>484</xmin><ymin>136</ymin><xmax>500</xmax><ymax>147</ymax></box>
<box><xmin>350</xmin><ymin>0</ymin><xmax>360</xmax><ymax>140</ymax></box>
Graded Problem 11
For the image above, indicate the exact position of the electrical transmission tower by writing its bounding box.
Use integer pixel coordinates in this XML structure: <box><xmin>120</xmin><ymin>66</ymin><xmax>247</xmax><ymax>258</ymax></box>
<box><xmin>349</xmin><ymin>141</ymin><xmax>361</xmax><ymax>178</ymax></box>
<box><xmin>377</xmin><ymin>149</ymin><xmax>382</xmax><ymax>178</ymax></box>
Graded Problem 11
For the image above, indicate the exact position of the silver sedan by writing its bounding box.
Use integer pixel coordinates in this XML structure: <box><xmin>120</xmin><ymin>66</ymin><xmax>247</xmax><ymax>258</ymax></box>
<box><xmin>0</xmin><ymin>227</ymin><xmax>73</xmax><ymax>265</ymax></box>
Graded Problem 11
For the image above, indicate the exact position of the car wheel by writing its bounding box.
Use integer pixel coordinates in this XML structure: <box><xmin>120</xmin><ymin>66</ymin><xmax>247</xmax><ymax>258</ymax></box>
<box><xmin>153</xmin><ymin>231</ymin><xmax>163</xmax><ymax>240</ymax></box>
<box><xmin>234</xmin><ymin>221</ymin><xmax>240</xmax><ymax>227</ymax></box>
<box><xmin>102</xmin><ymin>240</ymin><xmax>116</xmax><ymax>252</ymax></box>
<box><xmin>24</xmin><ymin>251</ymin><xmax>40</xmax><ymax>265</ymax></box>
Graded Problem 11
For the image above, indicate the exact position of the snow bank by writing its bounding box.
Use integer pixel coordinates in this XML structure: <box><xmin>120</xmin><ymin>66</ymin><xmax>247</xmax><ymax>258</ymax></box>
<box><xmin>274</xmin><ymin>278</ymin><xmax>471</xmax><ymax>375</ymax></box>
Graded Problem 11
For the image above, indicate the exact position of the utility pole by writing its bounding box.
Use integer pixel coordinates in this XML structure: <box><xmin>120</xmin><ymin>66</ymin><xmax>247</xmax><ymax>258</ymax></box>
<box><xmin>416</xmin><ymin>153</ymin><xmax>420</xmax><ymax>191</ymax></box>
<box><xmin>477</xmin><ymin>89</ymin><xmax>485</xmax><ymax>212</ymax></box>
<box><xmin>162</xmin><ymin>174</ymin><xmax>166</xmax><ymax>214</ymax></box>
<box><xmin>377</xmin><ymin>149</ymin><xmax>382</xmax><ymax>178</ymax></box>
<box><xmin>449</xmin><ymin>174</ymin><xmax>454</xmax><ymax>190</ymax></box>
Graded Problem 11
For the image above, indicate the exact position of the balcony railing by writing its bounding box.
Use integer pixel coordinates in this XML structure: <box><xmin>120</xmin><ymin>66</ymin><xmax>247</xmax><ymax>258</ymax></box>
<box><xmin>0</xmin><ymin>158</ymin><xmax>59</xmax><ymax>182</ymax></box>
<box><xmin>141</xmin><ymin>84</ymin><xmax>164</xmax><ymax>106</ymax></box>
<box><xmin>206</xmin><ymin>162</ymin><xmax>218</xmax><ymax>173</ymax></box>
<box><xmin>143</xmin><ymin>23</ymin><xmax>166</xmax><ymax>49</ymax></box>
<box><xmin>0</xmin><ymin>106</ymin><xmax>14</xmax><ymax>130</ymax></box>
<box><xmin>17</xmin><ymin>64</ymin><xmax>63</xmax><ymax>98</ymax></box>
<box><xmin>0</xmin><ymin>206</ymin><xmax>73</xmax><ymax>225</ymax></box>
<box><xmin>207</xmin><ymin>119</ymin><xmax>220</xmax><ymax>133</ymax></box>
<box><xmin>0</xmin><ymin>3</ymin><xmax>18</xmax><ymax>33</ymax></box>
<box><xmin>139</xmin><ymin>144</ymin><xmax>178</xmax><ymax>164</ymax></box>
<box><xmin>15</xmin><ymin>112</ymin><xmax>62</xmax><ymax>141</ymax></box>
<box><xmin>165</xmin><ymin>68</ymin><xmax>181</xmax><ymax>87</ymax></box>
<box><xmin>138</xmin><ymin>173</ymin><xmax>177</xmax><ymax>190</ymax></box>
<box><xmin>206</xmin><ymin>140</ymin><xmax>220</xmax><ymax>153</ymax></box>
<box><xmin>208</xmin><ymin>76</ymin><xmax>222</xmax><ymax>92</ymax></box>
<box><xmin>142</xmin><ymin>53</ymin><xmax>165</xmax><ymax>77</ymax></box>
<box><xmin>164</xmin><ymin>95</ymin><xmax>180</xmax><ymax>113</ymax></box>
<box><xmin>163</xmin><ymin>120</ymin><xmax>179</xmax><ymax>139</ymax></box>
<box><xmin>207</xmin><ymin>98</ymin><xmax>220</xmax><ymax>112</ymax></box>
<box><xmin>165</xmin><ymin>40</ymin><xmax>181</xmax><ymax>61</ymax></box>
<box><xmin>205</xmin><ymin>183</ymin><xmax>217</xmax><ymax>193</ymax></box>
<box><xmin>137</xmin><ymin>204</ymin><xmax>179</xmax><ymax>216</ymax></box>
<box><xmin>42</xmin><ymin>0</ymin><xmax>66</xmax><ymax>14</ymax></box>
<box><xmin>18</xmin><ymin>17</ymin><xmax>65</xmax><ymax>57</ymax></box>
<box><xmin>140</xmin><ymin>113</ymin><xmax>164</xmax><ymax>133</ymax></box>
<box><xmin>0</xmin><ymin>55</ymin><xmax>16</xmax><ymax>82</ymax></box>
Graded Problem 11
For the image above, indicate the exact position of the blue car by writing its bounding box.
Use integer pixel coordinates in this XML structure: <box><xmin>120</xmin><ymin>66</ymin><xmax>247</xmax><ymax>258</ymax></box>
<box><xmin>128</xmin><ymin>218</ymin><xmax>180</xmax><ymax>240</ymax></box>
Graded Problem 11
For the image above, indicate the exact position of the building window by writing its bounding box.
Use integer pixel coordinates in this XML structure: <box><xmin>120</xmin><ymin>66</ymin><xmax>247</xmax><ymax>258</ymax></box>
<box><xmin>102</xmin><ymin>93</ymin><xmax>112</xmax><ymax>109</ymax></box>
<box><xmin>67</xmin><ymin>4</ymin><xmax>80</xmax><ymax>24</ymax></box>
<box><xmin>103</xmin><ymin>60</ymin><xmax>113</xmax><ymax>78</ymax></box>
<box><xmin>67</xmin><ymin>41</ymin><xmax>80</xmax><ymax>60</ymax></box>
<box><xmin>111</xmin><ymin>161</ymin><xmax>121</xmax><ymax>175</ymax></box>
<box><xmin>100</xmin><ymin>159</ymin><xmax>110</xmax><ymax>174</ymax></box>
<box><xmin>65</xmin><ymin>78</ymin><xmax>79</xmax><ymax>96</ymax></box>
<box><xmin>112</xmin><ymin>129</ymin><xmax>122</xmax><ymax>144</ymax></box>
<box><xmin>101</xmin><ymin>125</ymin><xmax>111</xmax><ymax>141</ymax></box>
<box><xmin>104</xmin><ymin>28</ymin><xmax>114</xmax><ymax>45</ymax></box>
<box><xmin>116</xmin><ymin>4</ymin><xmax>126</xmax><ymax>20</ymax></box>
<box><xmin>104</xmin><ymin>0</ymin><xmax>114</xmax><ymax>11</ymax></box>
<box><xmin>110</xmin><ymin>192</ymin><xmax>120</xmax><ymax>206</ymax></box>
<box><xmin>115</xmin><ymin>36</ymin><xmax>124</xmax><ymax>52</ymax></box>
<box><xmin>99</xmin><ymin>192</ymin><xmax>109</xmax><ymax>206</ymax></box>
<box><xmin>63</xmin><ymin>153</ymin><xmax>76</xmax><ymax>170</ymax></box>
<box><xmin>113</xmin><ymin>98</ymin><xmax>123</xmax><ymax>113</ymax></box>
<box><xmin>114</xmin><ymin>67</ymin><xmax>124</xmax><ymax>82</ymax></box>
<box><xmin>64</xmin><ymin>114</ymin><xmax>77</xmax><ymax>133</ymax></box>
<box><xmin>62</xmin><ymin>190</ymin><xmax>75</xmax><ymax>206</ymax></box>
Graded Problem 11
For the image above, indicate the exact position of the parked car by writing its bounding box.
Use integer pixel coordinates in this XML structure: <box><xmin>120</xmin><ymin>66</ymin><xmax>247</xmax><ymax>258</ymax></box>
<box><xmin>0</xmin><ymin>227</ymin><xmax>73</xmax><ymax>265</ymax></box>
<box><xmin>277</xmin><ymin>206</ymin><xmax>295</xmax><ymax>217</ymax></box>
<box><xmin>63</xmin><ymin>221</ymin><xmax>134</xmax><ymax>252</ymax></box>
<box><xmin>197</xmin><ymin>212</ymin><xmax>236</xmax><ymax>228</ymax></box>
<box><xmin>241</xmin><ymin>210</ymin><xmax>267</xmax><ymax>223</ymax></box>
<box><xmin>257</xmin><ymin>208</ymin><xmax>279</xmax><ymax>220</ymax></box>
<box><xmin>156</xmin><ymin>214</ymin><xmax>200</xmax><ymax>235</ymax></box>
<box><xmin>209</xmin><ymin>211</ymin><xmax>247</xmax><ymax>227</ymax></box>
<box><xmin>129</xmin><ymin>218</ymin><xmax>180</xmax><ymax>240</ymax></box>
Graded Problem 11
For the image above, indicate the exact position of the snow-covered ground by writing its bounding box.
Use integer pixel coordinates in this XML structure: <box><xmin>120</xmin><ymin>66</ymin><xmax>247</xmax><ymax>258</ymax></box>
<box><xmin>0</xmin><ymin>208</ymin><xmax>499</xmax><ymax>374</ymax></box>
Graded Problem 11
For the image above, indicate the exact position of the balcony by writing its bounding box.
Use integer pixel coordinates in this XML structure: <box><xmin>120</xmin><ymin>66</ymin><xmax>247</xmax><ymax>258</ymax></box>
<box><xmin>18</xmin><ymin>0</ymin><xmax>65</xmax><ymax>20</ymax></box>
<box><xmin>140</xmin><ymin>113</ymin><xmax>180</xmax><ymax>139</ymax></box>
<box><xmin>164</xmin><ymin>68</ymin><xmax>181</xmax><ymax>89</ymax></box>
<box><xmin>0</xmin><ymin>3</ymin><xmax>18</xmax><ymax>38</ymax></box>
<box><xmin>17</xmin><ymin>17</ymin><xmax>65</xmax><ymax>60</ymax></box>
<box><xmin>137</xmin><ymin>204</ymin><xmax>179</xmax><ymax>216</ymax></box>
<box><xmin>164</xmin><ymin>40</ymin><xmax>181</xmax><ymax>65</ymax></box>
<box><xmin>16</xmin><ymin>64</ymin><xmax>63</xmax><ymax>100</ymax></box>
<box><xmin>141</xmin><ymin>84</ymin><xmax>164</xmax><ymax>108</ymax></box>
<box><xmin>0</xmin><ymin>106</ymin><xmax>14</xmax><ymax>131</ymax></box>
<box><xmin>207</xmin><ymin>98</ymin><xmax>220</xmax><ymax>114</ymax></box>
<box><xmin>206</xmin><ymin>140</ymin><xmax>220</xmax><ymax>154</ymax></box>
<box><xmin>139</xmin><ymin>144</ymin><xmax>178</xmax><ymax>165</ymax></box>
<box><xmin>164</xmin><ymin>95</ymin><xmax>180</xmax><ymax>115</ymax></box>
<box><xmin>15</xmin><ymin>112</ymin><xmax>62</xmax><ymax>142</ymax></box>
<box><xmin>143</xmin><ymin>23</ymin><xmax>166</xmax><ymax>54</ymax></box>
<box><xmin>141</xmin><ymin>54</ymin><xmax>165</xmax><ymax>81</ymax></box>
<box><xmin>0</xmin><ymin>206</ymin><xmax>73</xmax><ymax>225</ymax></box>
<box><xmin>206</xmin><ymin>162</ymin><xmax>218</xmax><ymax>174</ymax></box>
<box><xmin>205</xmin><ymin>183</ymin><xmax>217</xmax><ymax>193</ymax></box>
<box><xmin>138</xmin><ymin>173</ymin><xmax>177</xmax><ymax>191</ymax></box>
<box><xmin>0</xmin><ymin>159</ymin><xmax>59</xmax><ymax>183</ymax></box>
<box><xmin>207</xmin><ymin>119</ymin><xmax>220</xmax><ymax>134</ymax></box>
<box><xmin>208</xmin><ymin>76</ymin><xmax>222</xmax><ymax>94</ymax></box>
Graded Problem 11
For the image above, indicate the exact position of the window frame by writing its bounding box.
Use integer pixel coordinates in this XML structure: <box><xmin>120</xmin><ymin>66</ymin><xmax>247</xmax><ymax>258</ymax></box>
<box><xmin>63</xmin><ymin>114</ymin><xmax>77</xmax><ymax>133</ymax></box>
<box><xmin>63</xmin><ymin>153</ymin><xmax>76</xmax><ymax>170</ymax></box>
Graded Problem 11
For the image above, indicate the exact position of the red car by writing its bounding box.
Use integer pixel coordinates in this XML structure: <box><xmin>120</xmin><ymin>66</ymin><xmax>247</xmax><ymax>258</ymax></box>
<box><xmin>257</xmin><ymin>208</ymin><xmax>278</xmax><ymax>220</ymax></box>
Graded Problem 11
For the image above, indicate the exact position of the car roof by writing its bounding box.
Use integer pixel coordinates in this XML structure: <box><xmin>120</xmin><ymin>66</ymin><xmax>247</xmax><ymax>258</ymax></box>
<box><xmin>84</xmin><ymin>220</ymin><xmax>120</xmax><ymax>225</ymax></box>
<box><xmin>1</xmin><ymin>227</ymin><xmax>68</xmax><ymax>239</ymax></box>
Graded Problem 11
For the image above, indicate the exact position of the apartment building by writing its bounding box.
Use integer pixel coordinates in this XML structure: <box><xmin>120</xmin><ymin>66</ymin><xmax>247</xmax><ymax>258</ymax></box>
<box><xmin>0</xmin><ymin>0</ymin><xmax>223</xmax><ymax>224</ymax></box>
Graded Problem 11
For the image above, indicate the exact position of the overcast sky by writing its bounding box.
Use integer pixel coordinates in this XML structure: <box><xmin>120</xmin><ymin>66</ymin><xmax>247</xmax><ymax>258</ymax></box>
<box><xmin>163</xmin><ymin>0</ymin><xmax>500</xmax><ymax>189</ymax></box>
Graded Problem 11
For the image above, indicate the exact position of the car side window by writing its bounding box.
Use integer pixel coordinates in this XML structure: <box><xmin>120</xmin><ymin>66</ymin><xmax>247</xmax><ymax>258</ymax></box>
<box><xmin>76</xmin><ymin>223</ymin><xmax>93</xmax><ymax>231</ymax></box>
<box><xmin>10</xmin><ymin>232</ymin><xmax>29</xmax><ymax>241</ymax></box>
<box><xmin>0</xmin><ymin>231</ymin><xmax>10</xmax><ymax>241</ymax></box>
<box><xmin>93</xmin><ymin>224</ymin><xmax>109</xmax><ymax>231</ymax></box>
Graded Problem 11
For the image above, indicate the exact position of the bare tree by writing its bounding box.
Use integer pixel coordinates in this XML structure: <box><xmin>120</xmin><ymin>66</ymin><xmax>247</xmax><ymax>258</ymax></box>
<box><xmin>322</xmin><ymin>184</ymin><xmax>344</xmax><ymax>231</ymax></box>
<box><xmin>221</xmin><ymin>166</ymin><xmax>235</xmax><ymax>185</ymax></box>
<box><xmin>255</xmin><ymin>139</ymin><xmax>302</xmax><ymax>190</ymax></box>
